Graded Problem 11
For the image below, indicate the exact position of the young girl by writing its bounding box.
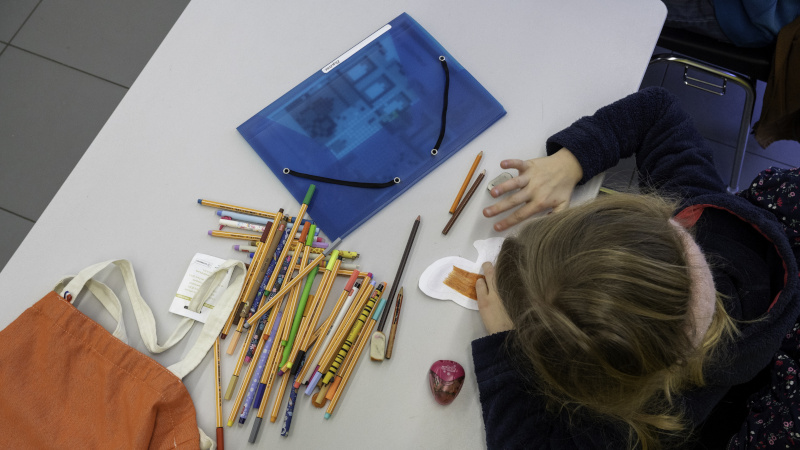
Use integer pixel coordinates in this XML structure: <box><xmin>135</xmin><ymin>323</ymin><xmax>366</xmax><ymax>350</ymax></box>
<box><xmin>472</xmin><ymin>87</ymin><xmax>800</xmax><ymax>449</ymax></box>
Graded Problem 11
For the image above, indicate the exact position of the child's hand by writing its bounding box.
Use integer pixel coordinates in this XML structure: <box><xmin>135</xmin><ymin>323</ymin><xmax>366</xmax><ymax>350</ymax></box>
<box><xmin>475</xmin><ymin>262</ymin><xmax>513</xmax><ymax>334</ymax></box>
<box><xmin>483</xmin><ymin>148</ymin><xmax>583</xmax><ymax>231</ymax></box>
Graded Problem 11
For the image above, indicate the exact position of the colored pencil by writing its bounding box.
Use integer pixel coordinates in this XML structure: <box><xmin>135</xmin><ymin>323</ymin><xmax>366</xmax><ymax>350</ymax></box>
<box><xmin>197</xmin><ymin>198</ymin><xmax>279</xmax><ymax>219</ymax></box>
<box><xmin>297</xmin><ymin>272</ymin><xmax>363</xmax><ymax>390</ymax></box>
<box><xmin>325</xmin><ymin>297</ymin><xmax>387</xmax><ymax>419</ymax></box>
<box><xmin>278</xmin><ymin>227</ymin><xmax>320</xmax><ymax>368</ymax></box>
<box><xmin>224</xmin><ymin>323</ymin><xmax>257</xmax><ymax>400</ymax></box>
<box><xmin>377</xmin><ymin>215</ymin><xmax>420</xmax><ymax>331</ymax></box>
<box><xmin>442</xmin><ymin>169</ymin><xmax>486</xmax><ymax>235</ymax></box>
<box><xmin>314</xmin><ymin>280</ymin><xmax>376</xmax><ymax>381</ymax></box>
<box><xmin>385</xmin><ymin>287</ymin><xmax>404</xmax><ymax>359</ymax></box>
<box><xmin>227</xmin><ymin>220</ymin><xmax>279</xmax><ymax>355</ymax></box>
<box><xmin>322</xmin><ymin>283</ymin><xmax>384</xmax><ymax>385</ymax></box>
<box><xmin>214</xmin><ymin>338</ymin><xmax>224</xmax><ymax>450</ymax></box>
<box><xmin>329</xmin><ymin>296</ymin><xmax>387</xmax><ymax>399</ymax></box>
<box><xmin>247</xmin><ymin>253</ymin><xmax>326</xmax><ymax>327</ymax></box>
<box><xmin>448</xmin><ymin>151</ymin><xmax>483</xmax><ymax>214</ymax></box>
<box><xmin>281</xmin><ymin>256</ymin><xmax>341</xmax><ymax>375</ymax></box>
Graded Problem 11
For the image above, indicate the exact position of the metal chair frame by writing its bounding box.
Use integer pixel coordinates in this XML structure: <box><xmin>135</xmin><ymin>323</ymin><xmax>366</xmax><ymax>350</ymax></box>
<box><xmin>649</xmin><ymin>53</ymin><xmax>756</xmax><ymax>193</ymax></box>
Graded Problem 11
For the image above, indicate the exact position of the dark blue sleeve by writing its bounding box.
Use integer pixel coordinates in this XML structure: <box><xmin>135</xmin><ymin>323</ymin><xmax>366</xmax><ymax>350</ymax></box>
<box><xmin>472</xmin><ymin>332</ymin><xmax>615</xmax><ymax>449</ymax></box>
<box><xmin>545</xmin><ymin>87</ymin><xmax>727</xmax><ymax>200</ymax></box>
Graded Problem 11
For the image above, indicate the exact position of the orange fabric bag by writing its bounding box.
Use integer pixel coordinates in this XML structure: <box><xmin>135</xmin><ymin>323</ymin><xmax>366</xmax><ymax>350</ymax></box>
<box><xmin>0</xmin><ymin>259</ymin><xmax>245</xmax><ymax>449</ymax></box>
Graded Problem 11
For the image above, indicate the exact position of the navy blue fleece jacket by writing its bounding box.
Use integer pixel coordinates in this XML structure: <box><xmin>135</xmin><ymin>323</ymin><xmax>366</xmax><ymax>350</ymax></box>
<box><xmin>471</xmin><ymin>87</ymin><xmax>800</xmax><ymax>449</ymax></box>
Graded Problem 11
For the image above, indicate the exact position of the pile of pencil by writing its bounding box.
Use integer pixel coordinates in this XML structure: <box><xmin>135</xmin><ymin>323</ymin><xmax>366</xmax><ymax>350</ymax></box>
<box><xmin>199</xmin><ymin>189</ymin><xmax>417</xmax><ymax>446</ymax></box>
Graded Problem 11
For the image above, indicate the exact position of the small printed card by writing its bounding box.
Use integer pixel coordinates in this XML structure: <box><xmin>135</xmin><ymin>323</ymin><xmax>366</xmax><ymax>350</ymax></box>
<box><xmin>169</xmin><ymin>253</ymin><xmax>235</xmax><ymax>323</ymax></box>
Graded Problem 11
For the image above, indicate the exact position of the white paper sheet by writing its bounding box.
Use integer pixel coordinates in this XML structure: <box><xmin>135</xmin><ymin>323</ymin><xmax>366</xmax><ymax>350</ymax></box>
<box><xmin>418</xmin><ymin>237</ymin><xmax>505</xmax><ymax>310</ymax></box>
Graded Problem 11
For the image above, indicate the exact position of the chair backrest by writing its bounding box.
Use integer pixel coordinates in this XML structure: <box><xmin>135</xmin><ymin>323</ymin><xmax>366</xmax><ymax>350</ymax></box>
<box><xmin>657</xmin><ymin>27</ymin><xmax>775</xmax><ymax>82</ymax></box>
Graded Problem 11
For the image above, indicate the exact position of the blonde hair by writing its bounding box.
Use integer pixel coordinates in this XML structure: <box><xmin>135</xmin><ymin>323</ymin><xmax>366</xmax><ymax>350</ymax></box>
<box><xmin>494</xmin><ymin>193</ymin><xmax>737</xmax><ymax>450</ymax></box>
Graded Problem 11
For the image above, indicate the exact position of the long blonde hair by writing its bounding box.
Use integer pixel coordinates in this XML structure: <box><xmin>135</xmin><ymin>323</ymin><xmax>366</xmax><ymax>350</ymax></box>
<box><xmin>494</xmin><ymin>193</ymin><xmax>737</xmax><ymax>449</ymax></box>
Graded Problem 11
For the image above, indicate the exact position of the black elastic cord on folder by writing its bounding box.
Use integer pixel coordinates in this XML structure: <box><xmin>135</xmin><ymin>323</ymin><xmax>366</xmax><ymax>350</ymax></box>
<box><xmin>432</xmin><ymin>56</ymin><xmax>449</xmax><ymax>154</ymax></box>
<box><xmin>284</xmin><ymin>55</ymin><xmax>450</xmax><ymax>189</ymax></box>
<box><xmin>283</xmin><ymin>169</ymin><xmax>400</xmax><ymax>188</ymax></box>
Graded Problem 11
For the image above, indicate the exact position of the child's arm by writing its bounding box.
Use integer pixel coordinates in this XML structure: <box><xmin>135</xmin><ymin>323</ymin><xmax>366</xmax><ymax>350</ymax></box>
<box><xmin>472</xmin><ymin>334</ymin><xmax>617</xmax><ymax>449</ymax></box>
<box><xmin>485</xmin><ymin>87</ymin><xmax>726</xmax><ymax>230</ymax></box>
<box><xmin>545</xmin><ymin>86</ymin><xmax>725</xmax><ymax>197</ymax></box>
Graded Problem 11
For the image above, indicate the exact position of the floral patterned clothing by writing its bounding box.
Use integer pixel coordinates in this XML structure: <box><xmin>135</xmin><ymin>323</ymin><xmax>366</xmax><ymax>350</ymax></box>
<box><xmin>728</xmin><ymin>168</ymin><xmax>800</xmax><ymax>449</ymax></box>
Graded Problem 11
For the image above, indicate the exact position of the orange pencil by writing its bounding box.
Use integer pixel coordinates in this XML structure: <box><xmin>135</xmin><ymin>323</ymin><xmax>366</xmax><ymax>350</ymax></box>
<box><xmin>448</xmin><ymin>151</ymin><xmax>483</xmax><ymax>214</ymax></box>
<box><xmin>443</xmin><ymin>169</ymin><xmax>486</xmax><ymax>235</ymax></box>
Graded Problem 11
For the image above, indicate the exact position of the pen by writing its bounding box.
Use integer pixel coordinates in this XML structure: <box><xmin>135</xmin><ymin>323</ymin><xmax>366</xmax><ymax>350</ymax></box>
<box><xmin>322</xmin><ymin>283</ymin><xmax>384</xmax><ymax>385</ymax></box>
<box><xmin>298</xmin><ymin>272</ymin><xmax>362</xmax><ymax>390</ymax></box>
<box><xmin>325</xmin><ymin>297</ymin><xmax>387</xmax><ymax>419</ymax></box>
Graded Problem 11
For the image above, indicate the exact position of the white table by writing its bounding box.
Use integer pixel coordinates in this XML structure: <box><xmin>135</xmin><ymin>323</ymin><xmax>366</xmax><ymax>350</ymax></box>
<box><xmin>0</xmin><ymin>1</ymin><xmax>665</xmax><ymax>448</ymax></box>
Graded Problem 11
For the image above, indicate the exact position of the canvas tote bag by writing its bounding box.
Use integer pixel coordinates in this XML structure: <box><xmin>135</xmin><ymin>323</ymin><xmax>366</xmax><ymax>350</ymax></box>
<box><xmin>0</xmin><ymin>259</ymin><xmax>245</xmax><ymax>449</ymax></box>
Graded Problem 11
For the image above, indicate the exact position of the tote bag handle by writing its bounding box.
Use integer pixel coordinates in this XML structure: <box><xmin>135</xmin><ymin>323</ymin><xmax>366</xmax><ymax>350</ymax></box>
<box><xmin>54</xmin><ymin>259</ymin><xmax>245</xmax><ymax>378</ymax></box>
<box><xmin>54</xmin><ymin>259</ymin><xmax>246</xmax><ymax>450</ymax></box>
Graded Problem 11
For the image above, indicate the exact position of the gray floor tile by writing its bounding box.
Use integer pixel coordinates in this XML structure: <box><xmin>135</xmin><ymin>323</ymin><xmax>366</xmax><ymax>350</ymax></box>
<box><xmin>0</xmin><ymin>0</ymin><xmax>39</xmax><ymax>43</ymax></box>
<box><xmin>0</xmin><ymin>208</ymin><xmax>34</xmax><ymax>272</ymax></box>
<box><xmin>11</xmin><ymin>0</ymin><xmax>188</xmax><ymax>87</ymax></box>
<box><xmin>0</xmin><ymin>46</ymin><xmax>126</xmax><ymax>220</ymax></box>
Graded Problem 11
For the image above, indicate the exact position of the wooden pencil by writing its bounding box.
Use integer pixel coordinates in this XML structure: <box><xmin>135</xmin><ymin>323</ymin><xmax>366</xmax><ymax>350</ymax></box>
<box><xmin>377</xmin><ymin>215</ymin><xmax>420</xmax><ymax>331</ymax></box>
<box><xmin>442</xmin><ymin>169</ymin><xmax>486</xmax><ymax>235</ymax></box>
<box><xmin>296</xmin><ymin>272</ymin><xmax>364</xmax><ymax>389</ymax></box>
<box><xmin>449</xmin><ymin>151</ymin><xmax>483</xmax><ymax>214</ymax></box>
<box><xmin>324</xmin><ymin>297</ymin><xmax>385</xmax><ymax>418</ymax></box>
<box><xmin>227</xmin><ymin>220</ymin><xmax>279</xmax><ymax>355</ymax></box>
<box><xmin>246</xmin><ymin>253</ymin><xmax>326</xmax><ymax>326</ymax></box>
<box><xmin>214</xmin><ymin>338</ymin><xmax>224</xmax><ymax>450</ymax></box>
<box><xmin>385</xmin><ymin>287</ymin><xmax>403</xmax><ymax>359</ymax></box>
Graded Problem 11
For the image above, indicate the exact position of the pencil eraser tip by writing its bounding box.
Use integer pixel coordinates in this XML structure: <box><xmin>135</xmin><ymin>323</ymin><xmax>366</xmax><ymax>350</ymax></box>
<box><xmin>293</xmin><ymin>381</ymin><xmax>301</xmax><ymax>389</ymax></box>
<box><xmin>277</xmin><ymin>370</ymin><xmax>284</xmax><ymax>376</ymax></box>
<box><xmin>233</xmin><ymin>245</ymin><xmax>240</xmax><ymax>251</ymax></box>
<box><xmin>324</xmin><ymin>413</ymin><xmax>331</xmax><ymax>420</ymax></box>
<box><xmin>227</xmin><ymin>420</ymin><xmax>233</xmax><ymax>427</ymax></box>
<box><xmin>207</xmin><ymin>230</ymin><xmax>213</xmax><ymax>236</ymax></box>
<box><xmin>197</xmin><ymin>199</ymin><xmax>202</xmax><ymax>204</ymax></box>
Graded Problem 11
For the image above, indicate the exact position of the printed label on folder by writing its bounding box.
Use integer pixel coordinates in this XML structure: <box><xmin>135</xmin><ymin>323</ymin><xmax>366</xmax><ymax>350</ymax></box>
<box><xmin>168</xmin><ymin>253</ymin><xmax>233</xmax><ymax>322</ymax></box>
<box><xmin>322</xmin><ymin>24</ymin><xmax>392</xmax><ymax>73</ymax></box>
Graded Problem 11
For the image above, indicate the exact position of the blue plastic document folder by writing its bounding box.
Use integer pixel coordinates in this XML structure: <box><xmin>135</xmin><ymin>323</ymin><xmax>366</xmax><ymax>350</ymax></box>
<box><xmin>238</xmin><ymin>13</ymin><xmax>505</xmax><ymax>241</ymax></box>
